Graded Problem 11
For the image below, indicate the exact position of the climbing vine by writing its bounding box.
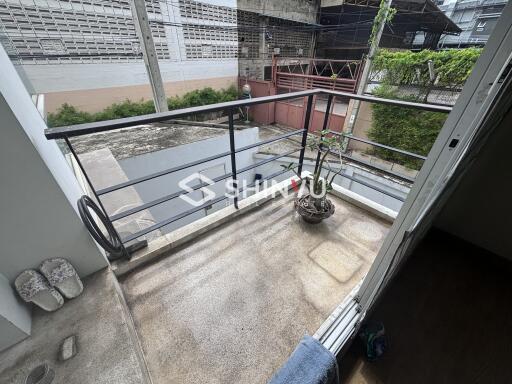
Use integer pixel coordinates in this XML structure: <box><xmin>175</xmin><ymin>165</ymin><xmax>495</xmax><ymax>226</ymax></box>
<box><xmin>367</xmin><ymin>49</ymin><xmax>482</xmax><ymax>170</ymax></box>
<box><xmin>372</xmin><ymin>48</ymin><xmax>482</xmax><ymax>89</ymax></box>
<box><xmin>368</xmin><ymin>86</ymin><xmax>447</xmax><ymax>170</ymax></box>
<box><xmin>368</xmin><ymin>0</ymin><xmax>397</xmax><ymax>52</ymax></box>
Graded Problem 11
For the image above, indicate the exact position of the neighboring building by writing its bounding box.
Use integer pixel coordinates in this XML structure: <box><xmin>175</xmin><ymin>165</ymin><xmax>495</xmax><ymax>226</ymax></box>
<box><xmin>435</xmin><ymin>0</ymin><xmax>509</xmax><ymax>48</ymax></box>
<box><xmin>237</xmin><ymin>0</ymin><xmax>319</xmax><ymax>81</ymax></box>
<box><xmin>317</xmin><ymin>0</ymin><xmax>460</xmax><ymax>60</ymax></box>
<box><xmin>0</xmin><ymin>0</ymin><xmax>319</xmax><ymax>113</ymax></box>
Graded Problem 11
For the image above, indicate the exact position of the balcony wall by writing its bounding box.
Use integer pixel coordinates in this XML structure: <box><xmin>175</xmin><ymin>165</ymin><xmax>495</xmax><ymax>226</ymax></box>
<box><xmin>0</xmin><ymin>45</ymin><xmax>107</xmax><ymax>283</ymax></box>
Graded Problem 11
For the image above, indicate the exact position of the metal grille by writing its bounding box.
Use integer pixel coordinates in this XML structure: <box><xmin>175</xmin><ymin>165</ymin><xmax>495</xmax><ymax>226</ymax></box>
<box><xmin>185</xmin><ymin>43</ymin><xmax>237</xmax><ymax>59</ymax></box>
<box><xmin>0</xmin><ymin>0</ymin><xmax>169</xmax><ymax>63</ymax></box>
<box><xmin>178</xmin><ymin>0</ymin><xmax>236</xmax><ymax>23</ymax></box>
<box><xmin>266</xmin><ymin>17</ymin><xmax>312</xmax><ymax>59</ymax></box>
<box><xmin>182</xmin><ymin>24</ymin><xmax>237</xmax><ymax>42</ymax></box>
<box><xmin>237</xmin><ymin>10</ymin><xmax>259</xmax><ymax>59</ymax></box>
<box><xmin>178</xmin><ymin>0</ymin><xmax>238</xmax><ymax>60</ymax></box>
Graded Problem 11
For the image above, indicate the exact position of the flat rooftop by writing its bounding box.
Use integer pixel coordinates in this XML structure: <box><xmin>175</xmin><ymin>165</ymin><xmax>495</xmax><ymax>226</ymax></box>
<box><xmin>0</xmin><ymin>190</ymin><xmax>390</xmax><ymax>384</ymax></box>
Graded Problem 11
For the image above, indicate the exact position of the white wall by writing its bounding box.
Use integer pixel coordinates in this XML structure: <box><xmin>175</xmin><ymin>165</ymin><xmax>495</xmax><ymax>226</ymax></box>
<box><xmin>21</xmin><ymin>60</ymin><xmax>238</xmax><ymax>94</ymax></box>
<box><xmin>256</xmin><ymin>156</ymin><xmax>408</xmax><ymax>212</ymax></box>
<box><xmin>119</xmin><ymin>128</ymin><xmax>259</xmax><ymax>234</ymax></box>
<box><xmin>0</xmin><ymin>45</ymin><xmax>108</xmax><ymax>282</ymax></box>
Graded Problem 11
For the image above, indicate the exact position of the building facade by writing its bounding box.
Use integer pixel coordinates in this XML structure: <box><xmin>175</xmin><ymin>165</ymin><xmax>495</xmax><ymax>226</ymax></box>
<box><xmin>0</xmin><ymin>0</ymin><xmax>319</xmax><ymax>113</ymax></box>
<box><xmin>437</xmin><ymin>0</ymin><xmax>508</xmax><ymax>47</ymax></box>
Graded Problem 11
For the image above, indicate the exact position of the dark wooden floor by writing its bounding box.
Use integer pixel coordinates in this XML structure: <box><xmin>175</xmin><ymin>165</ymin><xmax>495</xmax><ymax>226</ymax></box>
<box><xmin>340</xmin><ymin>229</ymin><xmax>512</xmax><ymax>384</ymax></box>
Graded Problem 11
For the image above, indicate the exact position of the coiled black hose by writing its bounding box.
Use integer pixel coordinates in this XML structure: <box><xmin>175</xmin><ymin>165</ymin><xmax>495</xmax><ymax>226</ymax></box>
<box><xmin>77</xmin><ymin>195</ymin><xmax>125</xmax><ymax>260</ymax></box>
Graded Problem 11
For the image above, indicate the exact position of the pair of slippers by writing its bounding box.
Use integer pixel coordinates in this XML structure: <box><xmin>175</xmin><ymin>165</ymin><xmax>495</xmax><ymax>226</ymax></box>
<box><xmin>14</xmin><ymin>258</ymin><xmax>83</xmax><ymax>312</ymax></box>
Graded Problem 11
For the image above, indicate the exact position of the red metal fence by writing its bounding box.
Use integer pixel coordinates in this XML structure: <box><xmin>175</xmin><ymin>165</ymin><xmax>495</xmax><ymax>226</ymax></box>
<box><xmin>272</xmin><ymin>57</ymin><xmax>362</xmax><ymax>94</ymax></box>
<box><xmin>239</xmin><ymin>78</ymin><xmax>345</xmax><ymax>132</ymax></box>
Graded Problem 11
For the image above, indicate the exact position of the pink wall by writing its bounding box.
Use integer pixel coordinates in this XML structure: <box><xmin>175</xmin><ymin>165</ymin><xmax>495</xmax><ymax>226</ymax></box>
<box><xmin>239</xmin><ymin>80</ymin><xmax>345</xmax><ymax>133</ymax></box>
<box><xmin>239</xmin><ymin>79</ymin><xmax>275</xmax><ymax>125</ymax></box>
<box><xmin>275</xmin><ymin>101</ymin><xmax>304</xmax><ymax>129</ymax></box>
<box><xmin>312</xmin><ymin>109</ymin><xmax>345</xmax><ymax>133</ymax></box>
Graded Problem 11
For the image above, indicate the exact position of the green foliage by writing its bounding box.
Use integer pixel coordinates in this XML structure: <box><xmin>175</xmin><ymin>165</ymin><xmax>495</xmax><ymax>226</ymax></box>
<box><xmin>369</xmin><ymin>0</ymin><xmax>397</xmax><ymax>49</ymax></box>
<box><xmin>167</xmin><ymin>85</ymin><xmax>238</xmax><ymax>110</ymax></box>
<box><xmin>46</xmin><ymin>104</ymin><xmax>94</xmax><ymax>127</ymax></box>
<box><xmin>47</xmin><ymin>85</ymin><xmax>239</xmax><ymax>127</ymax></box>
<box><xmin>282</xmin><ymin>131</ymin><xmax>344</xmax><ymax>198</ymax></box>
<box><xmin>95</xmin><ymin>99</ymin><xmax>155</xmax><ymax>122</ymax></box>
<box><xmin>368</xmin><ymin>86</ymin><xmax>447</xmax><ymax>169</ymax></box>
<box><xmin>367</xmin><ymin>49</ymin><xmax>481</xmax><ymax>170</ymax></box>
<box><xmin>373</xmin><ymin>48</ymin><xmax>482</xmax><ymax>89</ymax></box>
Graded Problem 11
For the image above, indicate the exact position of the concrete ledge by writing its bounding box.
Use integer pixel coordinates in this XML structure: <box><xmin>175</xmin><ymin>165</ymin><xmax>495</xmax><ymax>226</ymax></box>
<box><xmin>330</xmin><ymin>183</ymin><xmax>397</xmax><ymax>223</ymax></box>
<box><xmin>112</xmin><ymin>174</ymin><xmax>301</xmax><ymax>276</ymax></box>
<box><xmin>112</xmin><ymin>172</ymin><xmax>396</xmax><ymax>276</ymax></box>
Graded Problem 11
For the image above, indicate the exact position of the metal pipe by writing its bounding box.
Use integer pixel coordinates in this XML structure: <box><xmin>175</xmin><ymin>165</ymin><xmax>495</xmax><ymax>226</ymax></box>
<box><xmin>315</xmin><ymin>94</ymin><xmax>334</xmax><ymax>173</ymax></box>
<box><xmin>45</xmin><ymin>89</ymin><xmax>451</xmax><ymax>140</ymax></box>
<box><xmin>110</xmin><ymin>172</ymin><xmax>232</xmax><ymax>222</ymax></box>
<box><xmin>228</xmin><ymin>109</ymin><xmax>238</xmax><ymax>209</ymax></box>
<box><xmin>331</xmin><ymin>132</ymin><xmax>427</xmax><ymax>160</ymax></box>
<box><xmin>298</xmin><ymin>95</ymin><xmax>314</xmax><ymax>176</ymax></box>
<box><xmin>64</xmin><ymin>137</ymin><xmax>129</xmax><ymax>257</ymax></box>
<box><xmin>97</xmin><ymin>150</ymin><xmax>232</xmax><ymax>195</ymax></box>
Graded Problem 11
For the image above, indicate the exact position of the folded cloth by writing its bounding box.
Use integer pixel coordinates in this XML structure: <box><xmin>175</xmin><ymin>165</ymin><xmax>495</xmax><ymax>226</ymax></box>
<box><xmin>268</xmin><ymin>335</ymin><xmax>339</xmax><ymax>384</ymax></box>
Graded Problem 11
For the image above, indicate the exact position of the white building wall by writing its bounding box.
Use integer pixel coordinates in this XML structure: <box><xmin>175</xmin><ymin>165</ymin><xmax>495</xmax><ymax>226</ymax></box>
<box><xmin>22</xmin><ymin>60</ymin><xmax>238</xmax><ymax>93</ymax></box>
<box><xmin>118</xmin><ymin>127</ymin><xmax>259</xmax><ymax>234</ymax></box>
<box><xmin>0</xmin><ymin>44</ymin><xmax>108</xmax><ymax>282</ymax></box>
<box><xmin>1</xmin><ymin>0</ymin><xmax>240</xmax><ymax>94</ymax></box>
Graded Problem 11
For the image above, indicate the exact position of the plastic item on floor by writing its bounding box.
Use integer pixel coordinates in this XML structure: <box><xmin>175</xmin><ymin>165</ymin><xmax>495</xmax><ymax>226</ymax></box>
<box><xmin>360</xmin><ymin>321</ymin><xmax>387</xmax><ymax>361</ymax></box>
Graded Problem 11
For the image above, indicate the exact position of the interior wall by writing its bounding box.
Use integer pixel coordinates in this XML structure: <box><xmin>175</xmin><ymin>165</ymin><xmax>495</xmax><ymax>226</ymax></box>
<box><xmin>435</xmin><ymin>105</ymin><xmax>512</xmax><ymax>259</ymax></box>
<box><xmin>0</xmin><ymin>45</ymin><xmax>108</xmax><ymax>282</ymax></box>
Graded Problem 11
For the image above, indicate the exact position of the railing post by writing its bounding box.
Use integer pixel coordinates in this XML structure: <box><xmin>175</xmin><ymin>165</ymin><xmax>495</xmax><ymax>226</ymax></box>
<box><xmin>297</xmin><ymin>94</ymin><xmax>314</xmax><ymax>177</ymax></box>
<box><xmin>228</xmin><ymin>108</ymin><xmax>239</xmax><ymax>209</ymax></box>
<box><xmin>314</xmin><ymin>94</ymin><xmax>334</xmax><ymax>173</ymax></box>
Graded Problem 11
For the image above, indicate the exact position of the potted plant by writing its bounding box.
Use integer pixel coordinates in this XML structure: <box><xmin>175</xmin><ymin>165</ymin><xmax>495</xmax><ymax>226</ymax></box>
<box><xmin>283</xmin><ymin>130</ymin><xmax>344</xmax><ymax>224</ymax></box>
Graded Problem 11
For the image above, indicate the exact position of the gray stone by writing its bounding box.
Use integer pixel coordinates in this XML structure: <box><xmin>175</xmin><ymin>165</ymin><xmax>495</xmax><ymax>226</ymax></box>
<box><xmin>59</xmin><ymin>335</ymin><xmax>77</xmax><ymax>361</ymax></box>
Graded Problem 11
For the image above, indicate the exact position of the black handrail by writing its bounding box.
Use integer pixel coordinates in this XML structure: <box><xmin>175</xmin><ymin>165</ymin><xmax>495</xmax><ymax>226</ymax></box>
<box><xmin>330</xmin><ymin>132</ymin><xmax>427</xmax><ymax>161</ymax></box>
<box><xmin>46</xmin><ymin>88</ymin><xmax>451</xmax><ymax>256</ymax></box>
<box><xmin>44</xmin><ymin>89</ymin><xmax>451</xmax><ymax>139</ymax></box>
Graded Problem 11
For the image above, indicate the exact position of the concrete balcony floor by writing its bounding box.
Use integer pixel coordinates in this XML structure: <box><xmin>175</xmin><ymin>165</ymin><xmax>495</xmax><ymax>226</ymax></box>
<box><xmin>121</xmin><ymin>193</ymin><xmax>390</xmax><ymax>383</ymax></box>
<box><xmin>0</xmin><ymin>192</ymin><xmax>390</xmax><ymax>384</ymax></box>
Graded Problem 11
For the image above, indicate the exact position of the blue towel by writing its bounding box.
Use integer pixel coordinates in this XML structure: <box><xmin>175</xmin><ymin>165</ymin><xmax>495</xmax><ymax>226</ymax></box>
<box><xmin>268</xmin><ymin>335</ymin><xmax>339</xmax><ymax>384</ymax></box>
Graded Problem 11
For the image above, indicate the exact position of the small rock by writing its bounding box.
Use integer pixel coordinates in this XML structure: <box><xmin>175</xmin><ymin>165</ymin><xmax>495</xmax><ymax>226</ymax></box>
<box><xmin>59</xmin><ymin>335</ymin><xmax>77</xmax><ymax>361</ymax></box>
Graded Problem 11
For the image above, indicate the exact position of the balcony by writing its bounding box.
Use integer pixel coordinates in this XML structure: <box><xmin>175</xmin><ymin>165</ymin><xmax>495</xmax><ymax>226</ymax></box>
<box><xmin>0</xmin><ymin>89</ymin><xmax>450</xmax><ymax>383</ymax></box>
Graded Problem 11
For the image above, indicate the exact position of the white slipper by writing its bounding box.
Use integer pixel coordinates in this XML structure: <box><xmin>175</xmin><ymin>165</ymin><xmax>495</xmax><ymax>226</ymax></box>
<box><xmin>15</xmin><ymin>270</ymin><xmax>64</xmax><ymax>312</ymax></box>
<box><xmin>40</xmin><ymin>258</ymin><xmax>83</xmax><ymax>299</ymax></box>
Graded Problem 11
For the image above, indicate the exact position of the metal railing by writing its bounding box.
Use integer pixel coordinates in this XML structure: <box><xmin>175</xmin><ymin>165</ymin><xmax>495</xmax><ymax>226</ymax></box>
<box><xmin>45</xmin><ymin>89</ymin><xmax>451</xmax><ymax>258</ymax></box>
<box><xmin>272</xmin><ymin>57</ymin><xmax>362</xmax><ymax>94</ymax></box>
